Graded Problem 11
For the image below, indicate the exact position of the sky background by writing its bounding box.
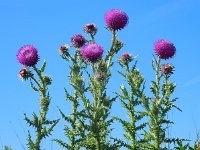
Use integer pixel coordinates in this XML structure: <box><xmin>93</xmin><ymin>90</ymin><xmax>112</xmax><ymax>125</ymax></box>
<box><xmin>0</xmin><ymin>0</ymin><xmax>200</xmax><ymax>149</ymax></box>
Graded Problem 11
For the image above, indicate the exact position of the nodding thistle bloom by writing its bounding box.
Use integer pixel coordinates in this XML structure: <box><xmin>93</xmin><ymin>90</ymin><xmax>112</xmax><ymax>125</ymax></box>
<box><xmin>18</xmin><ymin>68</ymin><xmax>31</xmax><ymax>81</ymax></box>
<box><xmin>59</xmin><ymin>44</ymin><xmax>69</xmax><ymax>55</ymax></box>
<box><xmin>104</xmin><ymin>9</ymin><xmax>128</xmax><ymax>30</ymax></box>
<box><xmin>81</xmin><ymin>43</ymin><xmax>103</xmax><ymax>63</ymax></box>
<box><xmin>71</xmin><ymin>34</ymin><xmax>86</xmax><ymax>48</ymax></box>
<box><xmin>17</xmin><ymin>45</ymin><xmax>39</xmax><ymax>66</ymax></box>
<box><xmin>118</xmin><ymin>53</ymin><xmax>133</xmax><ymax>63</ymax></box>
<box><xmin>154</xmin><ymin>39</ymin><xmax>176</xmax><ymax>59</ymax></box>
<box><xmin>84</xmin><ymin>23</ymin><xmax>97</xmax><ymax>35</ymax></box>
<box><xmin>161</xmin><ymin>63</ymin><xmax>174</xmax><ymax>75</ymax></box>
<box><xmin>94</xmin><ymin>72</ymin><xmax>106</xmax><ymax>82</ymax></box>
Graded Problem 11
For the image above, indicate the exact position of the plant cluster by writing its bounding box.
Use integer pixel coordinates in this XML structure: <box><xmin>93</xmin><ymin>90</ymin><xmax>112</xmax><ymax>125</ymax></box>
<box><xmin>14</xmin><ymin>8</ymin><xmax>199</xmax><ymax>150</ymax></box>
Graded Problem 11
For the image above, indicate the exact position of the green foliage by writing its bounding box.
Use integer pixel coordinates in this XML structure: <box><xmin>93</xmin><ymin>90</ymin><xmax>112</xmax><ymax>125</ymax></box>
<box><xmin>116</xmin><ymin>57</ymin><xmax>147</xmax><ymax>149</ymax></box>
<box><xmin>20</xmin><ymin>61</ymin><xmax>59</xmax><ymax>150</ymax></box>
<box><xmin>4</xmin><ymin>146</ymin><xmax>12</xmax><ymax>150</ymax></box>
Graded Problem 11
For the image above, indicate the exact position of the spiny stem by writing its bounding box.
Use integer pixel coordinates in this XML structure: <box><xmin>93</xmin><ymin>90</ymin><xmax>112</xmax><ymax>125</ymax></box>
<box><xmin>31</xmin><ymin>65</ymin><xmax>49</xmax><ymax>150</ymax></box>
<box><xmin>32</xmin><ymin>65</ymin><xmax>47</xmax><ymax>98</ymax></box>
<box><xmin>105</xmin><ymin>30</ymin><xmax>116</xmax><ymax>61</ymax></box>
<box><xmin>154</xmin><ymin>56</ymin><xmax>161</xmax><ymax>150</ymax></box>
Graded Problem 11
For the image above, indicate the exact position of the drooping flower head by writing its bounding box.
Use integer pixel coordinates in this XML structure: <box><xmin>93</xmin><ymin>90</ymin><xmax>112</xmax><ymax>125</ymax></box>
<box><xmin>71</xmin><ymin>34</ymin><xmax>86</xmax><ymax>48</ymax></box>
<box><xmin>154</xmin><ymin>39</ymin><xmax>176</xmax><ymax>59</ymax></box>
<box><xmin>104</xmin><ymin>9</ymin><xmax>128</xmax><ymax>30</ymax></box>
<box><xmin>59</xmin><ymin>44</ymin><xmax>69</xmax><ymax>55</ymax></box>
<box><xmin>18</xmin><ymin>68</ymin><xmax>31</xmax><ymax>81</ymax></box>
<box><xmin>84</xmin><ymin>23</ymin><xmax>97</xmax><ymax>35</ymax></box>
<box><xmin>118</xmin><ymin>53</ymin><xmax>133</xmax><ymax>64</ymax></box>
<box><xmin>81</xmin><ymin>43</ymin><xmax>103</xmax><ymax>63</ymax></box>
<box><xmin>161</xmin><ymin>63</ymin><xmax>174</xmax><ymax>75</ymax></box>
<box><xmin>17</xmin><ymin>45</ymin><xmax>39</xmax><ymax>66</ymax></box>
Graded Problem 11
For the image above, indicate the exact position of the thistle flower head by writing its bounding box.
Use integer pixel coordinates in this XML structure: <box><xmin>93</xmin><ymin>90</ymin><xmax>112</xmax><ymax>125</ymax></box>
<box><xmin>81</xmin><ymin>43</ymin><xmax>103</xmax><ymax>63</ymax></box>
<box><xmin>59</xmin><ymin>44</ymin><xmax>69</xmax><ymax>55</ymax></box>
<box><xmin>154</xmin><ymin>39</ymin><xmax>176</xmax><ymax>59</ymax></box>
<box><xmin>18</xmin><ymin>68</ymin><xmax>31</xmax><ymax>81</ymax></box>
<box><xmin>71</xmin><ymin>34</ymin><xmax>86</xmax><ymax>48</ymax></box>
<box><xmin>84</xmin><ymin>23</ymin><xmax>97</xmax><ymax>35</ymax></box>
<box><xmin>161</xmin><ymin>63</ymin><xmax>174</xmax><ymax>75</ymax></box>
<box><xmin>17</xmin><ymin>45</ymin><xmax>39</xmax><ymax>66</ymax></box>
<box><xmin>104</xmin><ymin>9</ymin><xmax>128</xmax><ymax>30</ymax></box>
<box><xmin>118</xmin><ymin>53</ymin><xmax>133</xmax><ymax>63</ymax></box>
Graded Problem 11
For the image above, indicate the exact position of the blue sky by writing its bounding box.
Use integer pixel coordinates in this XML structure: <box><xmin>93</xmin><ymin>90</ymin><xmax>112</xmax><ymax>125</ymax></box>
<box><xmin>0</xmin><ymin>0</ymin><xmax>200</xmax><ymax>149</ymax></box>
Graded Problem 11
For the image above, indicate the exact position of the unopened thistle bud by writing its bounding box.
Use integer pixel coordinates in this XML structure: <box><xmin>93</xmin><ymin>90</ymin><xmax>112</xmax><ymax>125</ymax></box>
<box><xmin>84</xmin><ymin>23</ymin><xmax>97</xmax><ymax>35</ymax></box>
<box><xmin>118</xmin><ymin>53</ymin><xmax>133</xmax><ymax>64</ymax></box>
<box><xmin>43</xmin><ymin>75</ymin><xmax>52</xmax><ymax>85</ymax></box>
<box><xmin>18</xmin><ymin>68</ymin><xmax>31</xmax><ymax>81</ymax></box>
<box><xmin>59</xmin><ymin>44</ymin><xmax>69</xmax><ymax>55</ymax></box>
<box><xmin>94</xmin><ymin>72</ymin><xmax>106</xmax><ymax>82</ymax></box>
<box><xmin>161</xmin><ymin>63</ymin><xmax>174</xmax><ymax>75</ymax></box>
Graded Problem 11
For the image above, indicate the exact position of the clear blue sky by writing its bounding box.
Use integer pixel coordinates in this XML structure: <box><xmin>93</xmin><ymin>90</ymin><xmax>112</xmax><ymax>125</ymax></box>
<box><xmin>0</xmin><ymin>0</ymin><xmax>200</xmax><ymax>149</ymax></box>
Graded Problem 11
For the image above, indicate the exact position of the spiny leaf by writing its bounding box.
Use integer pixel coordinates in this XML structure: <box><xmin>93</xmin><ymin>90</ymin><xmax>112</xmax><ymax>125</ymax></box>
<box><xmin>40</xmin><ymin>59</ymin><xmax>46</xmax><ymax>73</ymax></box>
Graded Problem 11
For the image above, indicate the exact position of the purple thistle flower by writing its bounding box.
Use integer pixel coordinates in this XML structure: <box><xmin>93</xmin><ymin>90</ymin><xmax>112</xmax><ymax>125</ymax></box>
<box><xmin>81</xmin><ymin>44</ymin><xmax>103</xmax><ymax>63</ymax></box>
<box><xmin>154</xmin><ymin>39</ymin><xmax>176</xmax><ymax>59</ymax></box>
<box><xmin>71</xmin><ymin>34</ymin><xmax>86</xmax><ymax>48</ymax></box>
<box><xmin>17</xmin><ymin>45</ymin><xmax>39</xmax><ymax>66</ymax></box>
<box><xmin>83</xmin><ymin>23</ymin><xmax>97</xmax><ymax>35</ymax></box>
<box><xmin>104</xmin><ymin>9</ymin><xmax>128</xmax><ymax>30</ymax></box>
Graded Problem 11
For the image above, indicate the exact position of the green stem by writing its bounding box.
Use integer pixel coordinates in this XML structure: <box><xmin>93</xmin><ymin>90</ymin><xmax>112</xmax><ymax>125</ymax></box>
<box><xmin>155</xmin><ymin>57</ymin><xmax>161</xmax><ymax>100</ymax></box>
<box><xmin>90</xmin><ymin>33</ymin><xmax>95</xmax><ymax>43</ymax></box>
<box><xmin>154</xmin><ymin>57</ymin><xmax>161</xmax><ymax>150</ymax></box>
<box><xmin>71</xmin><ymin>93</ymin><xmax>78</xmax><ymax>148</ymax></box>
<box><xmin>32</xmin><ymin>66</ymin><xmax>46</xmax><ymax>98</ymax></box>
<box><xmin>105</xmin><ymin>30</ymin><xmax>116</xmax><ymax>62</ymax></box>
<box><xmin>30</xmin><ymin>76</ymin><xmax>42</xmax><ymax>90</ymax></box>
<box><xmin>32</xmin><ymin>65</ymin><xmax>49</xmax><ymax>150</ymax></box>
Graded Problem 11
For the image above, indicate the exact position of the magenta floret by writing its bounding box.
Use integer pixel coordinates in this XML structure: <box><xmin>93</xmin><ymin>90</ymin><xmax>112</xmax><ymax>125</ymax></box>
<box><xmin>17</xmin><ymin>45</ymin><xmax>39</xmax><ymax>66</ymax></box>
<box><xmin>81</xmin><ymin>44</ymin><xmax>103</xmax><ymax>63</ymax></box>
<box><xmin>154</xmin><ymin>39</ymin><xmax>176</xmax><ymax>59</ymax></box>
<box><xmin>104</xmin><ymin>9</ymin><xmax>128</xmax><ymax>30</ymax></box>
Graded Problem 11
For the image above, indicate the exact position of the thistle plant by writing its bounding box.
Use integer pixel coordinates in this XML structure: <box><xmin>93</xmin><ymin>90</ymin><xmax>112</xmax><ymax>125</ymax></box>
<box><xmin>14</xmin><ymin>8</ymin><xmax>187</xmax><ymax>150</ymax></box>
<box><xmin>54</xmin><ymin>41</ymin><xmax>87</xmax><ymax>149</ymax></box>
<box><xmin>55</xmin><ymin>9</ymin><xmax>128</xmax><ymax>150</ymax></box>
<box><xmin>115</xmin><ymin>53</ymin><xmax>147</xmax><ymax>149</ymax></box>
<box><xmin>17</xmin><ymin>45</ymin><xmax>59</xmax><ymax>150</ymax></box>
<box><xmin>143</xmin><ymin>39</ymin><xmax>181</xmax><ymax>149</ymax></box>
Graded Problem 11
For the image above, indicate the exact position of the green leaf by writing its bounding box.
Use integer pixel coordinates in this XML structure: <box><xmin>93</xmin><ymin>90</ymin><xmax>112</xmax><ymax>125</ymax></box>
<box><xmin>40</xmin><ymin>59</ymin><xmax>46</xmax><ymax>72</ymax></box>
